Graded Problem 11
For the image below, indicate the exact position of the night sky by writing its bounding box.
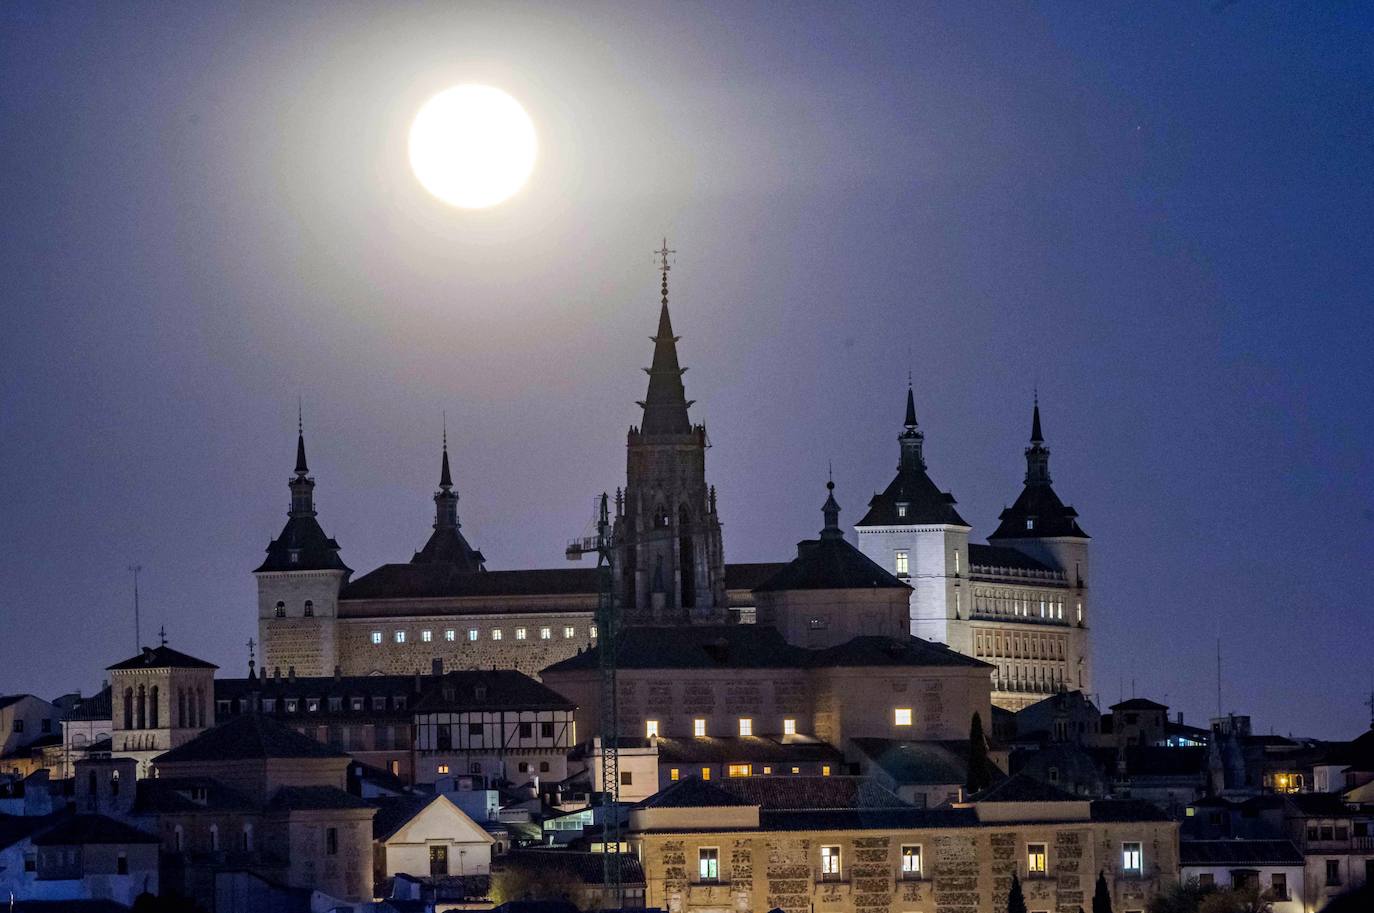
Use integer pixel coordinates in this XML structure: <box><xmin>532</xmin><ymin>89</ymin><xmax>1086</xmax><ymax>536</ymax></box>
<box><xmin>2</xmin><ymin>3</ymin><xmax>1371</xmax><ymax>738</ymax></box>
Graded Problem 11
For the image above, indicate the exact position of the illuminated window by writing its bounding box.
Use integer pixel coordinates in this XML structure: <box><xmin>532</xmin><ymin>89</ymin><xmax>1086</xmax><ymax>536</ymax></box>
<box><xmin>699</xmin><ymin>847</ymin><xmax>719</xmax><ymax>882</ymax></box>
<box><xmin>445</xmin><ymin>629</ymin><xmax>456</xmax><ymax>641</ymax></box>
<box><xmin>901</xmin><ymin>844</ymin><xmax>922</xmax><ymax>878</ymax></box>
<box><xmin>694</xmin><ymin>718</ymin><xmax>706</xmax><ymax>737</ymax></box>
<box><xmin>897</xmin><ymin>504</ymin><xmax>907</xmax><ymax>518</ymax></box>
<box><xmin>468</xmin><ymin>628</ymin><xmax>479</xmax><ymax>641</ymax></box>
<box><xmin>1026</xmin><ymin>518</ymin><xmax>1034</xmax><ymax>530</ymax></box>
<box><xmin>394</xmin><ymin>631</ymin><xmax>406</xmax><ymax>644</ymax></box>
<box><xmin>540</xmin><ymin>627</ymin><xmax>551</xmax><ymax>640</ymax></box>
<box><xmin>738</xmin><ymin>718</ymin><xmax>753</xmax><ymax>736</ymax></box>
<box><xmin>783</xmin><ymin>718</ymin><xmax>796</xmax><ymax>736</ymax></box>
<box><xmin>515</xmin><ymin>627</ymin><xmax>527</xmax><ymax>641</ymax></box>
<box><xmin>895</xmin><ymin>550</ymin><xmax>909</xmax><ymax>576</ymax></box>
<box><xmin>274</xmin><ymin>601</ymin><xmax>285</xmax><ymax>618</ymax></box>
<box><xmin>564</xmin><ymin>626</ymin><xmax>575</xmax><ymax>638</ymax></box>
<box><xmin>728</xmin><ymin>764</ymin><xmax>751</xmax><ymax>777</ymax></box>
<box><xmin>700</xmin><ymin>767</ymin><xmax>711</xmax><ymax>781</ymax></box>
<box><xmin>1027</xmin><ymin>843</ymin><xmax>1048</xmax><ymax>875</ymax></box>
<box><xmin>437</xmin><ymin>764</ymin><xmax>449</xmax><ymax>774</ymax></box>
<box><xmin>422</xmin><ymin>629</ymin><xmax>433</xmax><ymax>642</ymax></box>
<box><xmin>1122</xmin><ymin>842</ymin><xmax>1142</xmax><ymax>875</ymax></box>
<box><xmin>1076</xmin><ymin>601</ymin><xmax>1083</xmax><ymax>623</ymax></box>
<box><xmin>590</xmin><ymin>625</ymin><xmax>598</xmax><ymax>638</ymax></box>
<box><xmin>954</xmin><ymin>549</ymin><xmax>960</xmax><ymax>574</ymax></box>
<box><xmin>645</xmin><ymin>720</ymin><xmax>659</xmax><ymax>738</ymax></box>
<box><xmin>791</xmin><ymin>766</ymin><xmax>800</xmax><ymax>774</ymax></box>
<box><xmin>306</xmin><ymin>698</ymin><xmax>319</xmax><ymax>712</ymax></box>
<box><xmin>1185</xmin><ymin>806</ymin><xmax>1196</xmax><ymax>817</ymax></box>
<box><xmin>762</xmin><ymin>766</ymin><xmax>773</xmax><ymax>774</ymax></box>
<box><xmin>370</xmin><ymin>631</ymin><xmax>382</xmax><ymax>645</ymax></box>
<box><xmin>492</xmin><ymin>629</ymin><xmax>502</xmax><ymax>641</ymax></box>
<box><xmin>821</xmin><ymin>765</ymin><xmax>832</xmax><ymax>777</ymax></box>
<box><xmin>820</xmin><ymin>845</ymin><xmax>841</xmax><ymax>880</ymax></box>
<box><xmin>894</xmin><ymin>708</ymin><xmax>913</xmax><ymax>726</ymax></box>
<box><xmin>669</xmin><ymin>768</ymin><xmax>680</xmax><ymax>781</ymax></box>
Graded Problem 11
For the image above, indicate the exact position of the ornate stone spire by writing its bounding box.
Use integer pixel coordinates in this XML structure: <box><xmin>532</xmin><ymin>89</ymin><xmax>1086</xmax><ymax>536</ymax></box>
<box><xmin>637</xmin><ymin>240</ymin><xmax>694</xmax><ymax>436</ymax></box>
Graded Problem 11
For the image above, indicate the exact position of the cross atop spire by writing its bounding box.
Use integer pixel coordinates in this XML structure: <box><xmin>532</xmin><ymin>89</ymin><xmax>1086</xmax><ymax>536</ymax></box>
<box><xmin>657</xmin><ymin>238</ymin><xmax>676</xmax><ymax>307</ymax></box>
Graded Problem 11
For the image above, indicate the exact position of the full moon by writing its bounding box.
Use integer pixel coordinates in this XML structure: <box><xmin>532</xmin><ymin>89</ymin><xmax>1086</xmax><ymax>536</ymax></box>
<box><xmin>408</xmin><ymin>85</ymin><xmax>537</xmax><ymax>209</ymax></box>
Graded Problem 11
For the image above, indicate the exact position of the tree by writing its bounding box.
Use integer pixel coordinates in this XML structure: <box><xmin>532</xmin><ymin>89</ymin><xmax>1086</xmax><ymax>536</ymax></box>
<box><xmin>1093</xmin><ymin>871</ymin><xmax>1114</xmax><ymax>913</ymax></box>
<box><xmin>1198</xmin><ymin>884</ymin><xmax>1274</xmax><ymax>913</ymax></box>
<box><xmin>1007</xmin><ymin>871</ymin><xmax>1028</xmax><ymax>913</ymax></box>
<box><xmin>968</xmin><ymin>711</ymin><xmax>992</xmax><ymax>793</ymax></box>
<box><xmin>1147</xmin><ymin>879</ymin><xmax>1213</xmax><ymax>913</ymax></box>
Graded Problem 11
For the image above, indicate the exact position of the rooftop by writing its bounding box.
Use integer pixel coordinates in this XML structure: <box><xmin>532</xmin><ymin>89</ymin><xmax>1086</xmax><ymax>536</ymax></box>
<box><xmin>107</xmin><ymin>645</ymin><xmax>217</xmax><ymax>672</ymax></box>
<box><xmin>154</xmin><ymin>713</ymin><xmax>348</xmax><ymax>765</ymax></box>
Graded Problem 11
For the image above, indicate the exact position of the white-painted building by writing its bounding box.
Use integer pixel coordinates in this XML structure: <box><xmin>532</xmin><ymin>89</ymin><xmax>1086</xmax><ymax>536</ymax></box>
<box><xmin>373</xmin><ymin>793</ymin><xmax>495</xmax><ymax>880</ymax></box>
<box><xmin>1180</xmin><ymin>839</ymin><xmax>1304</xmax><ymax>913</ymax></box>
<box><xmin>0</xmin><ymin>695</ymin><xmax>62</xmax><ymax>773</ymax></box>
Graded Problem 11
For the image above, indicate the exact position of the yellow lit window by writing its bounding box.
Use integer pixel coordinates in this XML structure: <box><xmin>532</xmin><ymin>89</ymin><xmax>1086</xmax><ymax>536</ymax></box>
<box><xmin>820</xmin><ymin>845</ymin><xmax>841</xmax><ymax>880</ymax></box>
<box><xmin>728</xmin><ymin>764</ymin><xmax>751</xmax><ymax>777</ymax></box>
<box><xmin>738</xmin><ymin>718</ymin><xmax>753</xmax><ymax>736</ymax></box>
<box><xmin>791</xmin><ymin>766</ymin><xmax>800</xmax><ymax>774</ymax></box>
<box><xmin>783</xmin><ymin>718</ymin><xmax>796</xmax><ymax>735</ymax></box>
<box><xmin>437</xmin><ymin>764</ymin><xmax>449</xmax><ymax>774</ymax></box>
<box><xmin>701</xmin><ymin>767</ymin><xmax>711</xmax><ymax>781</ymax></box>
<box><xmin>645</xmin><ymin>720</ymin><xmax>659</xmax><ymax>738</ymax></box>
<box><xmin>895</xmin><ymin>708</ymin><xmax>913</xmax><ymax>726</ymax></box>
<box><xmin>693</xmin><ymin>718</ymin><xmax>706</xmax><ymax>737</ymax></box>
<box><xmin>901</xmin><ymin>844</ymin><xmax>922</xmax><ymax>878</ymax></box>
<box><xmin>762</xmin><ymin>766</ymin><xmax>773</xmax><ymax>774</ymax></box>
<box><xmin>1027</xmin><ymin>843</ymin><xmax>1048</xmax><ymax>875</ymax></box>
<box><xmin>822</xmin><ymin>765</ymin><xmax>832</xmax><ymax>777</ymax></box>
<box><xmin>669</xmin><ymin>768</ymin><xmax>680</xmax><ymax>781</ymax></box>
<box><xmin>895</xmin><ymin>550</ymin><xmax>909</xmax><ymax>575</ymax></box>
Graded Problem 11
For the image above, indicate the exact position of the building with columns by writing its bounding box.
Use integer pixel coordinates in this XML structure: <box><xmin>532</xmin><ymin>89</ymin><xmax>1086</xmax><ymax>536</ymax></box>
<box><xmin>855</xmin><ymin>390</ymin><xmax>1091</xmax><ymax>710</ymax></box>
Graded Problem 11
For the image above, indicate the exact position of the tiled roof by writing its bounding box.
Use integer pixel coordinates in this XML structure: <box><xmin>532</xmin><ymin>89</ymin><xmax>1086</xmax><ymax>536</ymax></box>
<box><xmin>724</xmin><ymin>562</ymin><xmax>789</xmax><ymax>590</ymax></box>
<box><xmin>807</xmin><ymin>635</ymin><xmax>992</xmax><ymax>669</ymax></box>
<box><xmin>372</xmin><ymin>795</ymin><xmax>434</xmax><ymax>841</ymax></box>
<box><xmin>637</xmin><ymin>777</ymin><xmax>752</xmax><ymax>809</ymax></box>
<box><xmin>760</xmin><ymin>807</ymin><xmax>976</xmax><ymax>831</ymax></box>
<box><xmin>413</xmin><ymin>670</ymin><xmax>575</xmax><ymax>713</ymax></box>
<box><xmin>754</xmin><ymin>535</ymin><xmax>910</xmax><ymax>592</ymax></box>
<box><xmin>0</xmin><ymin>695</ymin><xmax>33</xmax><ymax>712</ymax></box>
<box><xmin>343</xmin><ymin>565</ymin><xmax>599</xmax><ymax>601</ymax></box>
<box><xmin>1180</xmin><ymin>839</ymin><xmax>1303</xmax><ymax>866</ymax></box>
<box><xmin>973</xmin><ymin>772</ymin><xmax>1080</xmax><ymax>803</ymax></box>
<box><xmin>718</xmin><ymin>776</ymin><xmax>910</xmax><ymax>810</ymax></box>
<box><xmin>154</xmin><ymin>713</ymin><xmax>347</xmax><ymax>764</ymax></box>
<box><xmin>31</xmin><ymin>814</ymin><xmax>159</xmax><ymax>846</ymax></box>
<box><xmin>64</xmin><ymin>687</ymin><xmax>112</xmax><ymax>721</ymax></box>
<box><xmin>1089</xmin><ymin>799</ymin><xmax>1172</xmax><ymax>822</ymax></box>
<box><xmin>133</xmin><ymin>777</ymin><xmax>257</xmax><ymax>813</ymax></box>
<box><xmin>501</xmin><ymin>849</ymin><xmax>645</xmax><ymax>886</ymax></box>
<box><xmin>107</xmin><ymin>645</ymin><xmax>217</xmax><ymax>671</ymax></box>
<box><xmin>653</xmin><ymin>735</ymin><xmax>842</xmax><ymax>765</ymax></box>
<box><xmin>1110</xmin><ymin>698</ymin><xmax>1169</xmax><ymax>711</ymax></box>
<box><xmin>0</xmin><ymin>811</ymin><xmax>72</xmax><ymax>850</ymax></box>
<box><xmin>849</xmin><ymin>738</ymin><xmax>974</xmax><ymax>785</ymax></box>
<box><xmin>268</xmin><ymin>786</ymin><xmax>374</xmax><ymax>812</ymax></box>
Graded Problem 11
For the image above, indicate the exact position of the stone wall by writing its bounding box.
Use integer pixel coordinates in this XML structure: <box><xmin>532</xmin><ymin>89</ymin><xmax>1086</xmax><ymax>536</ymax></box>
<box><xmin>335</xmin><ymin>613</ymin><xmax>594</xmax><ymax>678</ymax></box>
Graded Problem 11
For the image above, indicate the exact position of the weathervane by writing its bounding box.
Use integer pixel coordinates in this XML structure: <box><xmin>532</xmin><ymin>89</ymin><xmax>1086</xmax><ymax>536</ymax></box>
<box><xmin>157</xmin><ymin>625</ymin><xmax>167</xmax><ymax>646</ymax></box>
<box><xmin>656</xmin><ymin>239</ymin><xmax>676</xmax><ymax>308</ymax></box>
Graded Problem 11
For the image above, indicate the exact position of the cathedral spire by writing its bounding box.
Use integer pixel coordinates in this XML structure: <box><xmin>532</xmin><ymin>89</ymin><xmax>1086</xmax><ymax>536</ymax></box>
<box><xmin>636</xmin><ymin>239</ymin><xmax>694</xmax><ymax>436</ymax></box>
<box><xmin>898</xmin><ymin>382</ymin><xmax>925</xmax><ymax>471</ymax></box>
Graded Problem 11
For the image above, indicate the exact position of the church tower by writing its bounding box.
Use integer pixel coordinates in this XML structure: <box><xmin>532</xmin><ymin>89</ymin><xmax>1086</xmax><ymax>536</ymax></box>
<box><xmin>255</xmin><ymin>414</ymin><xmax>350</xmax><ymax>677</ymax></box>
<box><xmin>411</xmin><ymin>425</ymin><xmax>486</xmax><ymax>570</ymax></box>
<box><xmin>614</xmin><ymin>242</ymin><xmax>726</xmax><ymax>624</ymax></box>
<box><xmin>989</xmin><ymin>397</ymin><xmax>1092</xmax><ymax>692</ymax></box>
<box><xmin>854</xmin><ymin>383</ymin><xmax>972</xmax><ymax>644</ymax></box>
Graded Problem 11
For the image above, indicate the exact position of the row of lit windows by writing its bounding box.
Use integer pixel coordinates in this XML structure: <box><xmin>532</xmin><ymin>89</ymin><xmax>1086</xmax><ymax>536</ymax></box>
<box><xmin>890</xmin><ymin>548</ymin><xmax>962</xmax><ymax>576</ymax></box>
<box><xmin>992</xmin><ymin>663</ymin><xmax>1067</xmax><ymax>690</ymax></box>
<box><xmin>975</xmin><ymin>630</ymin><xmax>1067</xmax><ymax>661</ymax></box>
<box><xmin>973</xmin><ymin>590</ymin><xmax>1068</xmax><ymax>620</ymax></box>
<box><xmin>649</xmin><ymin>710</ymin><xmax>912</xmax><ymax>740</ymax></box>
<box><xmin>671</xmin><ymin>764</ymin><xmax>831</xmax><ymax>782</ymax></box>
<box><xmin>369</xmin><ymin>625</ymin><xmax>595</xmax><ymax>645</ymax></box>
<box><xmin>254</xmin><ymin>694</ymin><xmax>407</xmax><ymax>713</ymax></box>
<box><xmin>1024</xmin><ymin>841</ymin><xmax>1144</xmax><ymax>877</ymax></box>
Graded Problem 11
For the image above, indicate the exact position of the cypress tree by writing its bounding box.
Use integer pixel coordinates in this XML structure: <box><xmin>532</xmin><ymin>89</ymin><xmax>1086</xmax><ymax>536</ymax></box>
<box><xmin>1007</xmin><ymin>872</ymin><xmax>1028</xmax><ymax>913</ymax></box>
<box><xmin>1092</xmin><ymin>871</ymin><xmax>1113</xmax><ymax>913</ymax></box>
<box><xmin>968</xmin><ymin>711</ymin><xmax>992</xmax><ymax>793</ymax></box>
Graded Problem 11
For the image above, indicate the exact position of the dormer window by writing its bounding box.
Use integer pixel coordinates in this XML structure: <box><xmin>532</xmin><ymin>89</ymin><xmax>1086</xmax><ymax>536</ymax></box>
<box><xmin>289</xmin><ymin>551</ymin><xmax>300</xmax><ymax>564</ymax></box>
<box><xmin>474</xmin><ymin>685</ymin><xmax>488</xmax><ymax>700</ymax></box>
<box><xmin>1026</xmin><ymin>519</ymin><xmax>1034</xmax><ymax>530</ymax></box>
<box><xmin>897</xmin><ymin>503</ymin><xmax>908</xmax><ymax>518</ymax></box>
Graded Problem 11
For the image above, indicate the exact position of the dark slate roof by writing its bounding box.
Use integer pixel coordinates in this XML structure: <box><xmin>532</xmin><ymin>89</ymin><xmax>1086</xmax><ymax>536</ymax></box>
<box><xmin>967</xmin><ymin>544</ymin><xmax>1053</xmax><ymax>573</ymax></box>
<box><xmin>107</xmin><ymin>645</ymin><xmax>218</xmax><ymax>671</ymax></box>
<box><xmin>972</xmin><ymin>772</ymin><xmax>1081</xmax><ymax>803</ymax></box>
<box><xmin>653</xmin><ymin>736</ymin><xmax>843</xmax><ymax>765</ymax></box>
<box><xmin>1121</xmin><ymin>746</ymin><xmax>1208</xmax><ymax>778</ymax></box>
<box><xmin>850</xmin><ymin>738</ymin><xmax>974</xmax><ymax>785</ymax></box>
<box><xmin>1320</xmin><ymin>729</ymin><xmax>1374</xmax><ymax>768</ymax></box>
<box><xmin>343</xmin><ymin>565</ymin><xmax>599</xmax><ymax>601</ymax></box>
<box><xmin>718</xmin><ymin>776</ymin><xmax>910</xmax><ymax>810</ymax></box>
<box><xmin>636</xmin><ymin>777</ymin><xmax>752</xmax><ymax>809</ymax></box>
<box><xmin>1180</xmin><ymin>839</ymin><xmax>1303</xmax><ymax>866</ymax></box>
<box><xmin>31</xmin><ymin>814</ymin><xmax>159</xmax><ymax>846</ymax></box>
<box><xmin>1090</xmin><ymin>799</ymin><xmax>1172</xmax><ymax>822</ymax></box>
<box><xmin>154</xmin><ymin>713</ymin><xmax>347</xmax><ymax>764</ymax></box>
<box><xmin>133</xmin><ymin>777</ymin><xmax>257</xmax><ymax>814</ymax></box>
<box><xmin>255</xmin><ymin>514</ymin><xmax>350</xmax><ymax>573</ymax></box>
<box><xmin>412</xmin><ymin>527</ymin><xmax>486</xmax><ymax>570</ymax></box>
<box><xmin>413</xmin><ymin>670</ymin><xmax>575</xmax><ymax>713</ymax></box>
<box><xmin>268</xmin><ymin>786</ymin><xmax>374</xmax><ymax>812</ymax></box>
<box><xmin>857</xmin><ymin>463</ymin><xmax>968</xmax><ymax>528</ymax></box>
<box><xmin>545</xmin><ymin>627</ymin><xmax>989</xmax><ymax>674</ymax></box>
<box><xmin>10</xmin><ymin>902</ymin><xmax>134</xmax><ymax>913</ymax></box>
<box><xmin>724</xmin><ymin>563</ymin><xmax>790</xmax><ymax>591</ymax></box>
<box><xmin>64</xmin><ymin>687</ymin><xmax>112</xmax><ymax>721</ymax></box>
<box><xmin>989</xmin><ymin>480</ymin><xmax>1088</xmax><ymax>540</ymax></box>
<box><xmin>1287</xmin><ymin>793</ymin><xmax>1359</xmax><ymax>817</ymax></box>
<box><xmin>754</xmin><ymin>535</ymin><xmax>910</xmax><ymax>592</ymax></box>
<box><xmin>1110</xmin><ymin>698</ymin><xmax>1169</xmax><ymax>711</ymax></box>
<box><xmin>372</xmin><ymin>795</ymin><xmax>434</xmax><ymax>841</ymax></box>
<box><xmin>0</xmin><ymin>695</ymin><xmax>32</xmax><ymax>711</ymax></box>
<box><xmin>0</xmin><ymin>811</ymin><xmax>72</xmax><ymax>850</ymax></box>
<box><xmin>806</xmin><ymin>635</ymin><xmax>992</xmax><ymax>670</ymax></box>
<box><xmin>216</xmin><ymin>673</ymin><xmax>421</xmax><ymax>717</ymax></box>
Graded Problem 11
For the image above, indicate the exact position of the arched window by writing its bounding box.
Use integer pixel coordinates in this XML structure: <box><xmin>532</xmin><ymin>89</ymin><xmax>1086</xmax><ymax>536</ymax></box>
<box><xmin>209</xmin><ymin>824</ymin><xmax>219</xmax><ymax>852</ymax></box>
<box><xmin>122</xmin><ymin>688</ymin><xmax>134</xmax><ymax>730</ymax></box>
<box><xmin>274</xmin><ymin>601</ymin><xmax>286</xmax><ymax>618</ymax></box>
<box><xmin>136</xmin><ymin>685</ymin><xmax>146</xmax><ymax>730</ymax></box>
<box><xmin>303</xmin><ymin>600</ymin><xmax>314</xmax><ymax>617</ymax></box>
<box><xmin>149</xmin><ymin>686</ymin><xmax>159</xmax><ymax>728</ymax></box>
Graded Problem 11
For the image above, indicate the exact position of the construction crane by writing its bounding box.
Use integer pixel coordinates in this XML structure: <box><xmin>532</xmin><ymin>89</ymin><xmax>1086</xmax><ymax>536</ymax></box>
<box><xmin>566</xmin><ymin>492</ymin><xmax>623</xmax><ymax>906</ymax></box>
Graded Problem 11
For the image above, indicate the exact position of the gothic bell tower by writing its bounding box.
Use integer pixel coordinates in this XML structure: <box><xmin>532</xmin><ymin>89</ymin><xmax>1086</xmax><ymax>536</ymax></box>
<box><xmin>614</xmin><ymin>242</ymin><xmax>726</xmax><ymax>625</ymax></box>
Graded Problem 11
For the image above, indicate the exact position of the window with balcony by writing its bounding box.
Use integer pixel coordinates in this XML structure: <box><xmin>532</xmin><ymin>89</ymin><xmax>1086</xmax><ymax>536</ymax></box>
<box><xmin>1122</xmin><ymin>842</ymin><xmax>1142</xmax><ymax>876</ymax></box>
<box><xmin>820</xmin><ymin>845</ymin><xmax>842</xmax><ymax>881</ymax></box>
<box><xmin>1027</xmin><ymin>843</ymin><xmax>1048</xmax><ymax>876</ymax></box>
<box><xmin>901</xmin><ymin>844</ymin><xmax>922</xmax><ymax>879</ymax></box>
<box><xmin>699</xmin><ymin>847</ymin><xmax>719</xmax><ymax>882</ymax></box>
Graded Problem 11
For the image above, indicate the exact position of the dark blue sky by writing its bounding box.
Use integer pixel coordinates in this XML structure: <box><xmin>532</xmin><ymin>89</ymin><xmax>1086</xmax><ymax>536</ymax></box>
<box><xmin>2</xmin><ymin>3</ymin><xmax>1370</xmax><ymax>737</ymax></box>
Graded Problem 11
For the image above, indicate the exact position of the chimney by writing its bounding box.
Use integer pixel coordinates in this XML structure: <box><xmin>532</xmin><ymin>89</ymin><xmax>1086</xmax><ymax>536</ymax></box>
<box><xmin>287</xmin><ymin>666</ymin><xmax>296</xmax><ymax>683</ymax></box>
<box><xmin>1177</xmin><ymin>712</ymin><xmax>1184</xmax><ymax>725</ymax></box>
<box><xmin>432</xmin><ymin>658</ymin><xmax>444</xmax><ymax>676</ymax></box>
<box><xmin>273</xmin><ymin>667</ymin><xmax>281</xmax><ymax>681</ymax></box>
<box><xmin>333</xmin><ymin>665</ymin><xmax>342</xmax><ymax>682</ymax></box>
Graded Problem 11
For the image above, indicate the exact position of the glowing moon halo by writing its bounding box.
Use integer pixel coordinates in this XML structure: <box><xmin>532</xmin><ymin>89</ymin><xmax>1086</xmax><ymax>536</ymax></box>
<box><xmin>408</xmin><ymin>85</ymin><xmax>537</xmax><ymax>209</ymax></box>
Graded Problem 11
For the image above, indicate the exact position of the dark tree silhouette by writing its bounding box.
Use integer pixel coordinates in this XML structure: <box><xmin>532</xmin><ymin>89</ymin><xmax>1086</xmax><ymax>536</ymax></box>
<box><xmin>1093</xmin><ymin>871</ymin><xmax>1114</xmax><ymax>913</ymax></box>
<box><xmin>968</xmin><ymin>711</ymin><xmax>992</xmax><ymax>793</ymax></box>
<box><xmin>1007</xmin><ymin>872</ymin><xmax>1028</xmax><ymax>913</ymax></box>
